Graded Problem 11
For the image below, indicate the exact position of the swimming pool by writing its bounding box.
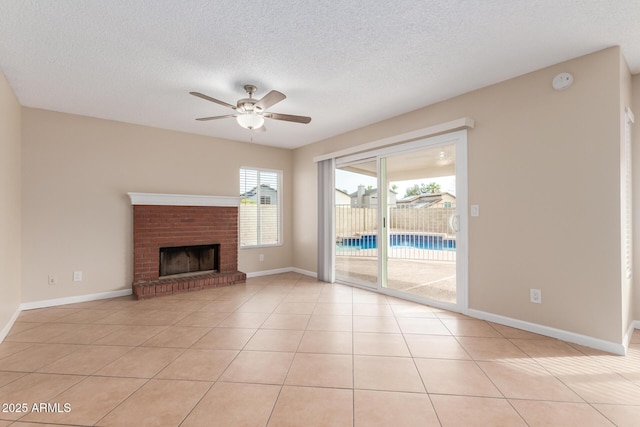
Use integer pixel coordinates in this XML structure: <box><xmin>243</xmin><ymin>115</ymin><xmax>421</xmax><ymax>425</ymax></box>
<box><xmin>338</xmin><ymin>234</ymin><xmax>456</xmax><ymax>251</ymax></box>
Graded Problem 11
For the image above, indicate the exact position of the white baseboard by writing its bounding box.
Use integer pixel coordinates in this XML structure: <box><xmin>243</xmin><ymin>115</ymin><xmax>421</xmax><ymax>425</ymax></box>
<box><xmin>467</xmin><ymin>309</ymin><xmax>627</xmax><ymax>355</ymax></box>
<box><xmin>0</xmin><ymin>307</ymin><xmax>22</xmax><ymax>343</ymax></box>
<box><xmin>20</xmin><ymin>288</ymin><xmax>132</xmax><ymax>311</ymax></box>
<box><xmin>623</xmin><ymin>321</ymin><xmax>637</xmax><ymax>352</ymax></box>
<box><xmin>245</xmin><ymin>267</ymin><xmax>296</xmax><ymax>278</ymax></box>
<box><xmin>246</xmin><ymin>267</ymin><xmax>317</xmax><ymax>279</ymax></box>
<box><xmin>0</xmin><ymin>289</ymin><xmax>132</xmax><ymax>344</ymax></box>
<box><xmin>291</xmin><ymin>267</ymin><xmax>317</xmax><ymax>278</ymax></box>
<box><xmin>248</xmin><ymin>270</ymin><xmax>632</xmax><ymax>353</ymax></box>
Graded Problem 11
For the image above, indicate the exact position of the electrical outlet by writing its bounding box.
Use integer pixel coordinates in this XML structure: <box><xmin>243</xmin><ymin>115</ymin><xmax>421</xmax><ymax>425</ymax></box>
<box><xmin>48</xmin><ymin>274</ymin><xmax>57</xmax><ymax>286</ymax></box>
<box><xmin>73</xmin><ymin>271</ymin><xmax>83</xmax><ymax>282</ymax></box>
<box><xmin>530</xmin><ymin>289</ymin><xmax>542</xmax><ymax>304</ymax></box>
<box><xmin>259</xmin><ymin>254</ymin><xmax>264</xmax><ymax>262</ymax></box>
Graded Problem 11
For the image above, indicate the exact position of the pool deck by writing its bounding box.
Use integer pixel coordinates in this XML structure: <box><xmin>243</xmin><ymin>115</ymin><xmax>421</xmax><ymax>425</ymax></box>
<box><xmin>335</xmin><ymin>255</ymin><xmax>456</xmax><ymax>303</ymax></box>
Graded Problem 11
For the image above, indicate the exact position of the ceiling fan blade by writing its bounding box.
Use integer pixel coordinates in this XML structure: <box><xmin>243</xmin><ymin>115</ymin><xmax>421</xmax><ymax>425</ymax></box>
<box><xmin>195</xmin><ymin>114</ymin><xmax>236</xmax><ymax>121</ymax></box>
<box><xmin>190</xmin><ymin>92</ymin><xmax>236</xmax><ymax>110</ymax></box>
<box><xmin>264</xmin><ymin>112</ymin><xmax>311</xmax><ymax>124</ymax></box>
<box><xmin>255</xmin><ymin>90</ymin><xmax>286</xmax><ymax>110</ymax></box>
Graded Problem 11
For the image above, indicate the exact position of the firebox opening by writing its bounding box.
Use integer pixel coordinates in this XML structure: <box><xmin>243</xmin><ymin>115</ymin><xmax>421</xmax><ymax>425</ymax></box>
<box><xmin>159</xmin><ymin>244</ymin><xmax>220</xmax><ymax>277</ymax></box>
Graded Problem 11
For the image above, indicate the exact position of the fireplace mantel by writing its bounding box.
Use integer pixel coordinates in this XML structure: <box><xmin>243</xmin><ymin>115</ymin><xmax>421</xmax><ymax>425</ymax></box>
<box><xmin>128</xmin><ymin>192</ymin><xmax>240</xmax><ymax>207</ymax></box>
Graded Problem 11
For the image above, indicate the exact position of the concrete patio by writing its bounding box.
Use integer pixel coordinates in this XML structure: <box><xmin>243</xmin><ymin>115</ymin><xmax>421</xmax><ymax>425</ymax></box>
<box><xmin>335</xmin><ymin>256</ymin><xmax>456</xmax><ymax>303</ymax></box>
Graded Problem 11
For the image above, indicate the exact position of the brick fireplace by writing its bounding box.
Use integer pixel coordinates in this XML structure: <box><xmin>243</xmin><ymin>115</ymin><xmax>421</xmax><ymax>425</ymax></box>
<box><xmin>128</xmin><ymin>193</ymin><xmax>246</xmax><ymax>300</ymax></box>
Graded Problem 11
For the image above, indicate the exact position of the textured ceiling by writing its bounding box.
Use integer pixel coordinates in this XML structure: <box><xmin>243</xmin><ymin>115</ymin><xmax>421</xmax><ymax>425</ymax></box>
<box><xmin>1</xmin><ymin>1</ymin><xmax>639</xmax><ymax>149</ymax></box>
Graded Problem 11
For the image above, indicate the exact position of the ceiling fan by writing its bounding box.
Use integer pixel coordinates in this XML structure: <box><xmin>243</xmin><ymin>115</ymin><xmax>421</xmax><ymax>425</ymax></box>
<box><xmin>190</xmin><ymin>85</ymin><xmax>311</xmax><ymax>132</ymax></box>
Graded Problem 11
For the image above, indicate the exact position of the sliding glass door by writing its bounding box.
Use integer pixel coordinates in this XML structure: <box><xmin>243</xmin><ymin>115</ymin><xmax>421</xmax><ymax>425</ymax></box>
<box><xmin>332</xmin><ymin>131</ymin><xmax>467</xmax><ymax>310</ymax></box>
<box><xmin>383</xmin><ymin>144</ymin><xmax>459</xmax><ymax>305</ymax></box>
<box><xmin>334</xmin><ymin>158</ymin><xmax>379</xmax><ymax>288</ymax></box>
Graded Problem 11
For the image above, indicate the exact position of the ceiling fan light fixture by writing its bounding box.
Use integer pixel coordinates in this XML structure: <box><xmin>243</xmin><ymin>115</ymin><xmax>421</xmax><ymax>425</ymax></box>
<box><xmin>236</xmin><ymin>112</ymin><xmax>264</xmax><ymax>130</ymax></box>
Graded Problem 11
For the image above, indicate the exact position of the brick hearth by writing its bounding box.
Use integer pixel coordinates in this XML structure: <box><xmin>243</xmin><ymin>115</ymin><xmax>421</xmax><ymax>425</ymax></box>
<box><xmin>129</xmin><ymin>193</ymin><xmax>246</xmax><ymax>300</ymax></box>
<box><xmin>133</xmin><ymin>271</ymin><xmax>247</xmax><ymax>299</ymax></box>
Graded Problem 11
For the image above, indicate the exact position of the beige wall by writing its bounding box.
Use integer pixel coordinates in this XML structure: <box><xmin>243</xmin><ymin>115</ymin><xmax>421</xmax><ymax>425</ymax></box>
<box><xmin>293</xmin><ymin>47</ymin><xmax>627</xmax><ymax>343</ymax></box>
<box><xmin>0</xmin><ymin>70</ymin><xmax>22</xmax><ymax>330</ymax></box>
<box><xmin>21</xmin><ymin>109</ymin><xmax>293</xmax><ymax>303</ymax></box>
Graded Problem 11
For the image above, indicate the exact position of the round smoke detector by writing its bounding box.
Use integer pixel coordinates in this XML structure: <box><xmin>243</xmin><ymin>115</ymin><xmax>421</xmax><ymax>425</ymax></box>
<box><xmin>552</xmin><ymin>72</ymin><xmax>574</xmax><ymax>91</ymax></box>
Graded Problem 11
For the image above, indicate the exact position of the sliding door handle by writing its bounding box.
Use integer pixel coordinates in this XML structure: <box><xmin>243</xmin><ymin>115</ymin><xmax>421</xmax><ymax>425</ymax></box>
<box><xmin>449</xmin><ymin>214</ymin><xmax>460</xmax><ymax>232</ymax></box>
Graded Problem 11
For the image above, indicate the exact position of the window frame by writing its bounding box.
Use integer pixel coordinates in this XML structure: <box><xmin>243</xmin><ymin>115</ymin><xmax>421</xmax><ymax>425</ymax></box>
<box><xmin>239</xmin><ymin>167</ymin><xmax>283</xmax><ymax>248</ymax></box>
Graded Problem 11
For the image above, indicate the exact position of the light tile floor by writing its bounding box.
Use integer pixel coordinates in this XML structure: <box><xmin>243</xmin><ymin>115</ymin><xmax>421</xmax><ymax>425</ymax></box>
<box><xmin>0</xmin><ymin>272</ymin><xmax>639</xmax><ymax>426</ymax></box>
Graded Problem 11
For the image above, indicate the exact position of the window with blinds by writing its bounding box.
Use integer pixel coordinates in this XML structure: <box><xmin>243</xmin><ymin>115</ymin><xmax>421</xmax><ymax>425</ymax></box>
<box><xmin>240</xmin><ymin>168</ymin><xmax>282</xmax><ymax>247</ymax></box>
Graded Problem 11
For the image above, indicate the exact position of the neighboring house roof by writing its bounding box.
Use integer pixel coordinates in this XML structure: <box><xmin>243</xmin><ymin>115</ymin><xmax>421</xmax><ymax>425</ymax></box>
<box><xmin>348</xmin><ymin>188</ymin><xmax>397</xmax><ymax>197</ymax></box>
<box><xmin>397</xmin><ymin>192</ymin><xmax>455</xmax><ymax>206</ymax></box>
<box><xmin>241</xmin><ymin>184</ymin><xmax>277</xmax><ymax>198</ymax></box>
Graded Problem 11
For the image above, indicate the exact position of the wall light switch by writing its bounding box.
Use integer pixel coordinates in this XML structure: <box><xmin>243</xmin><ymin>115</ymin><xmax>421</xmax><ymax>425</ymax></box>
<box><xmin>471</xmin><ymin>205</ymin><xmax>480</xmax><ymax>217</ymax></box>
<box><xmin>73</xmin><ymin>271</ymin><xmax>83</xmax><ymax>282</ymax></box>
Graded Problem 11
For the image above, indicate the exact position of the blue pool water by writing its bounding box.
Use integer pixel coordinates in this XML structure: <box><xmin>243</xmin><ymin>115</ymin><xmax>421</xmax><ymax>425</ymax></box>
<box><xmin>338</xmin><ymin>234</ymin><xmax>455</xmax><ymax>251</ymax></box>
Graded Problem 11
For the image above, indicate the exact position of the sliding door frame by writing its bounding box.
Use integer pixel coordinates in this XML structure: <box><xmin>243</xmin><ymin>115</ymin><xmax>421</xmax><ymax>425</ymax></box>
<box><xmin>332</xmin><ymin>130</ymin><xmax>469</xmax><ymax>313</ymax></box>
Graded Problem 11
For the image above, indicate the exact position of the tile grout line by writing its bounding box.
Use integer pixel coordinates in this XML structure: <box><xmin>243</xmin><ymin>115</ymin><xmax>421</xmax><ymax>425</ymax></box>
<box><xmin>394</xmin><ymin>302</ymin><xmax>444</xmax><ymax>426</ymax></box>
<box><xmin>352</xmin><ymin>285</ymin><xmax>356</xmax><ymax>427</ymax></box>
<box><xmin>264</xmin><ymin>273</ymin><xmax>310</xmax><ymax>427</ymax></box>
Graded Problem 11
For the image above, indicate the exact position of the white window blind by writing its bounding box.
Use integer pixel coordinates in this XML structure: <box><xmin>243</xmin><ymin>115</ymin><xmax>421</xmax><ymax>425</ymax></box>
<box><xmin>240</xmin><ymin>168</ymin><xmax>282</xmax><ymax>247</ymax></box>
<box><xmin>624</xmin><ymin>108</ymin><xmax>634</xmax><ymax>279</ymax></box>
